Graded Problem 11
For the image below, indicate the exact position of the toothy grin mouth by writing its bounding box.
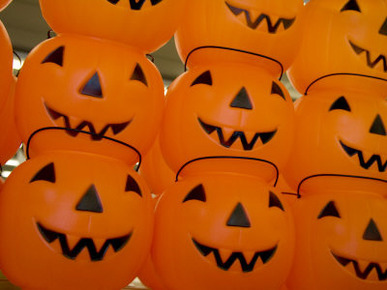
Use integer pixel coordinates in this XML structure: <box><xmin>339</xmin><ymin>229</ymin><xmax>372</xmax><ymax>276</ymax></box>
<box><xmin>225</xmin><ymin>1</ymin><xmax>295</xmax><ymax>33</ymax></box>
<box><xmin>340</xmin><ymin>140</ymin><xmax>386</xmax><ymax>172</ymax></box>
<box><xmin>193</xmin><ymin>238</ymin><xmax>277</xmax><ymax>272</ymax></box>
<box><xmin>45</xmin><ymin>104</ymin><xmax>131</xmax><ymax>141</ymax></box>
<box><xmin>37</xmin><ymin>222</ymin><xmax>131</xmax><ymax>261</ymax></box>
<box><xmin>332</xmin><ymin>252</ymin><xmax>387</xmax><ymax>281</ymax></box>
<box><xmin>349</xmin><ymin>40</ymin><xmax>387</xmax><ymax>72</ymax></box>
<box><xmin>199</xmin><ymin>118</ymin><xmax>277</xmax><ymax>151</ymax></box>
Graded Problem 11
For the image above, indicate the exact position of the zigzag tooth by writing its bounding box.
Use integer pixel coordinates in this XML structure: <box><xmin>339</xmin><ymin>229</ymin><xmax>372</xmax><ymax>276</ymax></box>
<box><xmin>357</xmin><ymin>259</ymin><xmax>371</xmax><ymax>274</ymax></box>
<box><xmin>218</xmin><ymin>248</ymin><xmax>233</xmax><ymax>263</ymax></box>
<box><xmin>66</xmin><ymin>234</ymin><xmax>82</xmax><ymax>251</ymax></box>
<box><xmin>222</xmin><ymin>127</ymin><xmax>235</xmax><ymax>144</ymax></box>
<box><xmin>367</xmin><ymin>265</ymin><xmax>380</xmax><ymax>281</ymax></box>
<box><xmin>244</xmin><ymin>250</ymin><xmax>257</xmax><ymax>264</ymax></box>
<box><xmin>244</xmin><ymin>131</ymin><xmax>258</xmax><ymax>145</ymax></box>
<box><xmin>93</xmin><ymin>238</ymin><xmax>108</xmax><ymax>253</ymax></box>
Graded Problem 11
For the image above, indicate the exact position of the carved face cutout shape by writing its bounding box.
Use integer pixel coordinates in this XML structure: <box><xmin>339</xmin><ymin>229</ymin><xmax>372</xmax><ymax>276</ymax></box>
<box><xmin>152</xmin><ymin>174</ymin><xmax>295</xmax><ymax>290</ymax></box>
<box><xmin>160</xmin><ymin>63</ymin><xmax>295</xmax><ymax>177</ymax></box>
<box><xmin>288</xmin><ymin>0</ymin><xmax>387</xmax><ymax>93</ymax></box>
<box><xmin>175</xmin><ymin>0</ymin><xmax>303</xmax><ymax>74</ymax></box>
<box><xmin>38</xmin><ymin>0</ymin><xmax>185</xmax><ymax>53</ymax></box>
<box><xmin>289</xmin><ymin>192</ymin><xmax>387</xmax><ymax>290</ymax></box>
<box><xmin>15</xmin><ymin>35</ymin><xmax>164</xmax><ymax>164</ymax></box>
<box><xmin>283</xmin><ymin>83</ymin><xmax>387</xmax><ymax>189</ymax></box>
<box><xmin>0</xmin><ymin>152</ymin><xmax>153</xmax><ymax>289</ymax></box>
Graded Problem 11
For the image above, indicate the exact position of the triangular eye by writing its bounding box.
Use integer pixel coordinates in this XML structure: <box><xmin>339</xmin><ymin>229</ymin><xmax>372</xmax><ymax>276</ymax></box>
<box><xmin>183</xmin><ymin>184</ymin><xmax>206</xmax><ymax>203</ymax></box>
<box><xmin>30</xmin><ymin>163</ymin><xmax>56</xmax><ymax>183</ymax></box>
<box><xmin>191</xmin><ymin>71</ymin><xmax>213</xmax><ymax>87</ymax></box>
<box><xmin>125</xmin><ymin>175</ymin><xmax>142</xmax><ymax>197</ymax></box>
<box><xmin>41</xmin><ymin>46</ymin><xmax>64</xmax><ymax>67</ymax></box>
<box><xmin>341</xmin><ymin>0</ymin><xmax>361</xmax><ymax>12</ymax></box>
<box><xmin>151</xmin><ymin>0</ymin><xmax>163</xmax><ymax>5</ymax></box>
<box><xmin>269</xmin><ymin>191</ymin><xmax>284</xmax><ymax>211</ymax></box>
<box><xmin>329</xmin><ymin>96</ymin><xmax>351</xmax><ymax>112</ymax></box>
<box><xmin>107</xmin><ymin>0</ymin><xmax>119</xmax><ymax>4</ymax></box>
<box><xmin>271</xmin><ymin>81</ymin><xmax>286</xmax><ymax>100</ymax></box>
<box><xmin>130</xmin><ymin>63</ymin><xmax>148</xmax><ymax>87</ymax></box>
<box><xmin>318</xmin><ymin>201</ymin><xmax>341</xmax><ymax>219</ymax></box>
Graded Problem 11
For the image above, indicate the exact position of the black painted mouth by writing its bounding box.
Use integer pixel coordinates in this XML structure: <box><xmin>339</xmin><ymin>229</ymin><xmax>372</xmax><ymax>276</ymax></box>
<box><xmin>45</xmin><ymin>104</ymin><xmax>131</xmax><ymax>141</ymax></box>
<box><xmin>199</xmin><ymin>118</ymin><xmax>277</xmax><ymax>151</ymax></box>
<box><xmin>349</xmin><ymin>40</ymin><xmax>387</xmax><ymax>72</ymax></box>
<box><xmin>225</xmin><ymin>1</ymin><xmax>295</xmax><ymax>33</ymax></box>
<box><xmin>332</xmin><ymin>252</ymin><xmax>387</xmax><ymax>281</ymax></box>
<box><xmin>340</xmin><ymin>140</ymin><xmax>386</xmax><ymax>172</ymax></box>
<box><xmin>107</xmin><ymin>0</ymin><xmax>163</xmax><ymax>10</ymax></box>
<box><xmin>37</xmin><ymin>222</ymin><xmax>132</xmax><ymax>261</ymax></box>
<box><xmin>193</xmin><ymin>238</ymin><xmax>277</xmax><ymax>272</ymax></box>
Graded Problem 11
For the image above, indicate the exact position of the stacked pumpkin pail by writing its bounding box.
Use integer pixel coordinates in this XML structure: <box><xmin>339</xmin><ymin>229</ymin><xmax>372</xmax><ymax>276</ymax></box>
<box><xmin>282</xmin><ymin>0</ymin><xmax>387</xmax><ymax>289</ymax></box>
<box><xmin>0</xmin><ymin>0</ymin><xmax>20</xmax><ymax>183</ymax></box>
<box><xmin>0</xmin><ymin>0</ymin><xmax>185</xmax><ymax>289</ymax></box>
<box><xmin>143</xmin><ymin>1</ymin><xmax>304</xmax><ymax>289</ymax></box>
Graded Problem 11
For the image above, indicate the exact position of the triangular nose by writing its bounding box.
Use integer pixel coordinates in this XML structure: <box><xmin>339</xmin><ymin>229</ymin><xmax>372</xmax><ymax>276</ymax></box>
<box><xmin>363</xmin><ymin>219</ymin><xmax>383</xmax><ymax>241</ymax></box>
<box><xmin>80</xmin><ymin>72</ymin><xmax>103</xmax><ymax>98</ymax></box>
<box><xmin>370</xmin><ymin>114</ymin><xmax>386</xmax><ymax>136</ymax></box>
<box><xmin>227</xmin><ymin>203</ymin><xmax>251</xmax><ymax>228</ymax></box>
<box><xmin>379</xmin><ymin>17</ymin><xmax>387</xmax><ymax>36</ymax></box>
<box><xmin>76</xmin><ymin>185</ymin><xmax>104</xmax><ymax>213</ymax></box>
<box><xmin>230</xmin><ymin>87</ymin><xmax>253</xmax><ymax>110</ymax></box>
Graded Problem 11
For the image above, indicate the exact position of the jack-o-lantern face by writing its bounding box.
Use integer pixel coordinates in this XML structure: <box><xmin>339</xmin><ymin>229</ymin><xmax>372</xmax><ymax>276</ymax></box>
<box><xmin>160</xmin><ymin>63</ymin><xmax>294</xmax><ymax>179</ymax></box>
<box><xmin>152</xmin><ymin>173</ymin><xmax>294</xmax><ymax>290</ymax></box>
<box><xmin>38</xmin><ymin>0</ymin><xmax>185</xmax><ymax>53</ymax></box>
<box><xmin>175</xmin><ymin>0</ymin><xmax>303</xmax><ymax>76</ymax></box>
<box><xmin>0</xmin><ymin>151</ymin><xmax>153</xmax><ymax>289</ymax></box>
<box><xmin>288</xmin><ymin>178</ymin><xmax>387</xmax><ymax>290</ymax></box>
<box><xmin>283</xmin><ymin>76</ymin><xmax>387</xmax><ymax>190</ymax></box>
<box><xmin>15</xmin><ymin>35</ymin><xmax>164</xmax><ymax>164</ymax></box>
<box><xmin>288</xmin><ymin>0</ymin><xmax>387</xmax><ymax>93</ymax></box>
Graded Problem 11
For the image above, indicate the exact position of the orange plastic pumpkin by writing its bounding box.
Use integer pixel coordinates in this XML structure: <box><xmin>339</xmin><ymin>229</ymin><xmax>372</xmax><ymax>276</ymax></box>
<box><xmin>0</xmin><ymin>0</ymin><xmax>11</xmax><ymax>11</ymax></box>
<box><xmin>287</xmin><ymin>175</ymin><xmax>387</xmax><ymax>290</ymax></box>
<box><xmin>153</xmin><ymin>173</ymin><xmax>295</xmax><ymax>290</ymax></box>
<box><xmin>39</xmin><ymin>0</ymin><xmax>186</xmax><ymax>53</ymax></box>
<box><xmin>0</xmin><ymin>20</ymin><xmax>13</xmax><ymax>110</ymax></box>
<box><xmin>160</xmin><ymin>63</ymin><xmax>295</xmax><ymax>180</ymax></box>
<box><xmin>175</xmin><ymin>0</ymin><xmax>304</xmax><ymax>76</ymax></box>
<box><xmin>283</xmin><ymin>75</ymin><xmax>387</xmax><ymax>190</ymax></box>
<box><xmin>0</xmin><ymin>151</ymin><xmax>154</xmax><ymax>289</ymax></box>
<box><xmin>0</xmin><ymin>80</ymin><xmax>21</xmax><ymax>168</ymax></box>
<box><xmin>139</xmin><ymin>135</ymin><xmax>175</xmax><ymax>196</ymax></box>
<box><xmin>15</xmin><ymin>34</ymin><xmax>164</xmax><ymax>165</ymax></box>
<box><xmin>288</xmin><ymin>0</ymin><xmax>387</xmax><ymax>94</ymax></box>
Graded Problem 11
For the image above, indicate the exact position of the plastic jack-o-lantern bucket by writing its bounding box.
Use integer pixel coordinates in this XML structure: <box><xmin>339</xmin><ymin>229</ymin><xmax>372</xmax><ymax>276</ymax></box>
<box><xmin>160</xmin><ymin>62</ymin><xmax>295</xmax><ymax>182</ymax></box>
<box><xmin>288</xmin><ymin>0</ymin><xmax>387</xmax><ymax>94</ymax></box>
<box><xmin>0</xmin><ymin>151</ymin><xmax>154</xmax><ymax>290</ymax></box>
<box><xmin>15</xmin><ymin>34</ymin><xmax>164</xmax><ymax>165</ymax></box>
<box><xmin>175</xmin><ymin>0</ymin><xmax>304</xmax><ymax>76</ymax></box>
<box><xmin>0</xmin><ymin>80</ymin><xmax>21</xmax><ymax>167</ymax></box>
<box><xmin>39</xmin><ymin>0</ymin><xmax>186</xmax><ymax>53</ymax></box>
<box><xmin>0</xmin><ymin>0</ymin><xmax>11</xmax><ymax>11</ymax></box>
<box><xmin>287</xmin><ymin>175</ymin><xmax>387</xmax><ymax>290</ymax></box>
<box><xmin>283</xmin><ymin>75</ymin><xmax>387</xmax><ymax>190</ymax></box>
<box><xmin>0</xmin><ymin>20</ymin><xmax>14</xmax><ymax>110</ymax></box>
<box><xmin>152</xmin><ymin>172</ymin><xmax>295</xmax><ymax>290</ymax></box>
